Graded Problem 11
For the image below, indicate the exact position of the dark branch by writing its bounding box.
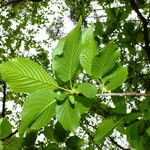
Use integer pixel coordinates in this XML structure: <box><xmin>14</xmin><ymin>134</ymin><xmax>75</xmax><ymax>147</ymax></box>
<box><xmin>109</xmin><ymin>137</ymin><xmax>131</xmax><ymax>150</ymax></box>
<box><xmin>129</xmin><ymin>0</ymin><xmax>150</xmax><ymax>62</ymax></box>
<box><xmin>2</xmin><ymin>81</ymin><xmax>6</xmax><ymax>118</ymax></box>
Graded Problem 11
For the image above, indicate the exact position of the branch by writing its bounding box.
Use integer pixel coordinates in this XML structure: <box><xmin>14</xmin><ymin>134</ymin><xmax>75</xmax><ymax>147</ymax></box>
<box><xmin>109</xmin><ymin>137</ymin><xmax>131</xmax><ymax>150</ymax></box>
<box><xmin>2</xmin><ymin>81</ymin><xmax>6</xmax><ymax>118</ymax></box>
<box><xmin>97</xmin><ymin>92</ymin><xmax>150</xmax><ymax>97</ymax></box>
<box><xmin>129</xmin><ymin>0</ymin><xmax>150</xmax><ymax>62</ymax></box>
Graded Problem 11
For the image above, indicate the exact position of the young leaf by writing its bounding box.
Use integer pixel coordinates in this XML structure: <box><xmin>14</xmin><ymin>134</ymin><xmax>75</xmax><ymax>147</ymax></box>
<box><xmin>52</xmin><ymin>18</ymin><xmax>82</xmax><ymax>82</ymax></box>
<box><xmin>56</xmin><ymin>99</ymin><xmax>80</xmax><ymax>131</ymax></box>
<box><xmin>94</xmin><ymin>117</ymin><xmax>121</xmax><ymax>144</ymax></box>
<box><xmin>19</xmin><ymin>89</ymin><xmax>56</xmax><ymax>136</ymax></box>
<box><xmin>0</xmin><ymin>118</ymin><xmax>12</xmax><ymax>139</ymax></box>
<box><xmin>103</xmin><ymin>66</ymin><xmax>128</xmax><ymax>91</ymax></box>
<box><xmin>92</xmin><ymin>42</ymin><xmax>120</xmax><ymax>79</ymax></box>
<box><xmin>79</xmin><ymin>26</ymin><xmax>98</xmax><ymax>75</ymax></box>
<box><xmin>0</xmin><ymin>58</ymin><xmax>58</xmax><ymax>92</ymax></box>
<box><xmin>78</xmin><ymin>83</ymin><xmax>97</xmax><ymax>98</ymax></box>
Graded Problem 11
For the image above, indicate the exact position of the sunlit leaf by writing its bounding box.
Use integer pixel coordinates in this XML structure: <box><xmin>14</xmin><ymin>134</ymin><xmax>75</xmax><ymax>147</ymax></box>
<box><xmin>92</xmin><ymin>42</ymin><xmax>120</xmax><ymax>79</ymax></box>
<box><xmin>19</xmin><ymin>89</ymin><xmax>56</xmax><ymax>136</ymax></box>
<box><xmin>79</xmin><ymin>26</ymin><xmax>98</xmax><ymax>75</ymax></box>
<box><xmin>0</xmin><ymin>58</ymin><xmax>58</xmax><ymax>92</ymax></box>
<box><xmin>52</xmin><ymin>18</ymin><xmax>82</xmax><ymax>82</ymax></box>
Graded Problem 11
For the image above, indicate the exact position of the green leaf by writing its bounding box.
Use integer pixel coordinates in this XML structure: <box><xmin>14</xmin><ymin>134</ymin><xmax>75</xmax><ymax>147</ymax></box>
<box><xmin>92</xmin><ymin>42</ymin><xmax>120</xmax><ymax>79</ymax></box>
<box><xmin>0</xmin><ymin>141</ymin><xmax>3</xmax><ymax>150</ymax></box>
<box><xmin>112</xmin><ymin>97</ymin><xmax>126</xmax><ymax>114</ymax></box>
<box><xmin>53</xmin><ymin>121</ymin><xmax>69</xmax><ymax>142</ymax></box>
<box><xmin>52</xmin><ymin>18</ymin><xmax>82</xmax><ymax>82</ymax></box>
<box><xmin>53</xmin><ymin>37</ymin><xmax>66</xmax><ymax>56</ymax></box>
<box><xmin>19</xmin><ymin>89</ymin><xmax>56</xmax><ymax>136</ymax></box>
<box><xmin>66</xmin><ymin>136</ymin><xmax>84</xmax><ymax>149</ymax></box>
<box><xmin>75</xmin><ymin>96</ymin><xmax>92</xmax><ymax>115</ymax></box>
<box><xmin>56</xmin><ymin>99</ymin><xmax>80</xmax><ymax>131</ymax></box>
<box><xmin>23</xmin><ymin>131</ymin><xmax>37</xmax><ymax>148</ymax></box>
<box><xmin>139</xmin><ymin>98</ymin><xmax>150</xmax><ymax>120</ymax></box>
<box><xmin>0</xmin><ymin>118</ymin><xmax>12</xmax><ymax>139</ymax></box>
<box><xmin>3</xmin><ymin>137</ymin><xmax>22</xmax><ymax>150</ymax></box>
<box><xmin>44</xmin><ymin>126</ymin><xmax>55</xmax><ymax>142</ymax></box>
<box><xmin>79</xmin><ymin>26</ymin><xmax>98</xmax><ymax>75</ymax></box>
<box><xmin>146</xmin><ymin>127</ymin><xmax>150</xmax><ymax>137</ymax></box>
<box><xmin>94</xmin><ymin>117</ymin><xmax>121</xmax><ymax>144</ymax></box>
<box><xmin>78</xmin><ymin>83</ymin><xmax>97</xmax><ymax>98</ymax></box>
<box><xmin>127</xmin><ymin>121</ymin><xmax>150</xmax><ymax>150</ymax></box>
<box><xmin>0</xmin><ymin>58</ymin><xmax>58</xmax><ymax>92</ymax></box>
<box><xmin>103</xmin><ymin>66</ymin><xmax>128</xmax><ymax>90</ymax></box>
<box><xmin>43</xmin><ymin>143</ymin><xmax>59</xmax><ymax>150</ymax></box>
<box><xmin>69</xmin><ymin>95</ymin><xmax>75</xmax><ymax>104</ymax></box>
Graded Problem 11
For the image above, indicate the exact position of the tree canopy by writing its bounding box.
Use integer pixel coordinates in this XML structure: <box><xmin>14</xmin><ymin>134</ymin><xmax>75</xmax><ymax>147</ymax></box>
<box><xmin>0</xmin><ymin>0</ymin><xmax>150</xmax><ymax>149</ymax></box>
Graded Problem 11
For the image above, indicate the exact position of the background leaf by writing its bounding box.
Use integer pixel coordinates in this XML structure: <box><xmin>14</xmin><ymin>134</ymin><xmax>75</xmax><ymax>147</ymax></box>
<box><xmin>53</xmin><ymin>121</ymin><xmax>69</xmax><ymax>142</ymax></box>
<box><xmin>126</xmin><ymin>121</ymin><xmax>150</xmax><ymax>150</ymax></box>
<box><xmin>52</xmin><ymin>18</ymin><xmax>82</xmax><ymax>82</ymax></box>
<box><xmin>56</xmin><ymin>99</ymin><xmax>80</xmax><ymax>131</ymax></box>
<box><xmin>19</xmin><ymin>89</ymin><xmax>56</xmax><ymax>136</ymax></box>
<box><xmin>94</xmin><ymin>117</ymin><xmax>121</xmax><ymax>144</ymax></box>
<box><xmin>79</xmin><ymin>26</ymin><xmax>98</xmax><ymax>75</ymax></box>
<box><xmin>0</xmin><ymin>141</ymin><xmax>3</xmax><ymax>150</ymax></box>
<box><xmin>0</xmin><ymin>58</ymin><xmax>58</xmax><ymax>92</ymax></box>
<box><xmin>66</xmin><ymin>136</ymin><xmax>84</xmax><ymax>149</ymax></box>
<box><xmin>23</xmin><ymin>131</ymin><xmax>37</xmax><ymax>149</ymax></box>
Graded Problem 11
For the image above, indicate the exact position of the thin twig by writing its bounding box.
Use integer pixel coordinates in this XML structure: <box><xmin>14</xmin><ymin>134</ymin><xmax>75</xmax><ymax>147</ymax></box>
<box><xmin>129</xmin><ymin>0</ymin><xmax>150</xmax><ymax>62</ymax></box>
<box><xmin>2</xmin><ymin>81</ymin><xmax>6</xmax><ymax>118</ymax></box>
<box><xmin>97</xmin><ymin>92</ymin><xmax>150</xmax><ymax>97</ymax></box>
